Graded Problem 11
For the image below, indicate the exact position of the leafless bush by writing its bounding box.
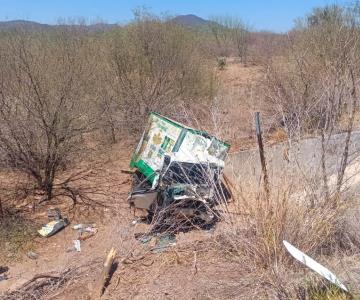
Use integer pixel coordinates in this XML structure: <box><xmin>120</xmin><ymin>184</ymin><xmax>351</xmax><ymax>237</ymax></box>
<box><xmin>208</xmin><ymin>15</ymin><xmax>251</xmax><ymax>63</ymax></box>
<box><xmin>178</xmin><ymin>102</ymin><xmax>357</xmax><ymax>297</ymax></box>
<box><xmin>265</xmin><ymin>3</ymin><xmax>360</xmax><ymax>203</ymax></box>
<box><xmin>0</xmin><ymin>27</ymin><xmax>101</xmax><ymax>202</ymax></box>
<box><xmin>106</xmin><ymin>12</ymin><xmax>215</xmax><ymax>135</ymax></box>
<box><xmin>250</xmin><ymin>31</ymin><xmax>288</xmax><ymax>64</ymax></box>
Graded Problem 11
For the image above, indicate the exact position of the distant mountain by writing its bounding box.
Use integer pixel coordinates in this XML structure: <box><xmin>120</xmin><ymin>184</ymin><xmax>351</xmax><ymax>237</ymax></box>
<box><xmin>0</xmin><ymin>15</ymin><xmax>212</xmax><ymax>32</ymax></box>
<box><xmin>0</xmin><ymin>20</ymin><xmax>117</xmax><ymax>32</ymax></box>
<box><xmin>171</xmin><ymin>14</ymin><xmax>211</xmax><ymax>27</ymax></box>
<box><xmin>0</xmin><ymin>20</ymin><xmax>50</xmax><ymax>30</ymax></box>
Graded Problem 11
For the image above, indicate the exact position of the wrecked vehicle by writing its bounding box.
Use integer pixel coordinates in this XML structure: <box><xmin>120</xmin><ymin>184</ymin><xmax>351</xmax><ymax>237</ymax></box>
<box><xmin>128</xmin><ymin>113</ymin><xmax>230</xmax><ymax>231</ymax></box>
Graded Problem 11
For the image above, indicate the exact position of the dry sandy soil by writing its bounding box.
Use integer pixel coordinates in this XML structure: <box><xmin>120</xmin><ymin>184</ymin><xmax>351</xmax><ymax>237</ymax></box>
<box><xmin>0</xmin><ymin>142</ymin><xmax>252</xmax><ymax>300</ymax></box>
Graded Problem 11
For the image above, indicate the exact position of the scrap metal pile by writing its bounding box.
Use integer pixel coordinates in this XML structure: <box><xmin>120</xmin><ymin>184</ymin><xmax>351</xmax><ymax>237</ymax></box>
<box><xmin>128</xmin><ymin>113</ymin><xmax>231</xmax><ymax>232</ymax></box>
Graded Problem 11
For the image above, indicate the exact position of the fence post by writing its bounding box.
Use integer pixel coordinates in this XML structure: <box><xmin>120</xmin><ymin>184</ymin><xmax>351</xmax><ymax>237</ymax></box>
<box><xmin>255</xmin><ymin>112</ymin><xmax>270</xmax><ymax>201</ymax></box>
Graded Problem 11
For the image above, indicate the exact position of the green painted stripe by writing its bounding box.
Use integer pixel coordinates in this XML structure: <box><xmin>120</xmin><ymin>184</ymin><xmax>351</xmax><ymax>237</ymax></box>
<box><xmin>172</xmin><ymin>129</ymin><xmax>187</xmax><ymax>152</ymax></box>
<box><xmin>130</xmin><ymin>157</ymin><xmax>136</xmax><ymax>168</ymax></box>
<box><xmin>134</xmin><ymin>159</ymin><xmax>156</xmax><ymax>183</ymax></box>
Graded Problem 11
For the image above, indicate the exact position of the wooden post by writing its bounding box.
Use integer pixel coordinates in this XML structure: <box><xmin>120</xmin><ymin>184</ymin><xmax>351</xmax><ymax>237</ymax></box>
<box><xmin>0</xmin><ymin>197</ymin><xmax>3</xmax><ymax>220</ymax></box>
<box><xmin>255</xmin><ymin>112</ymin><xmax>270</xmax><ymax>201</ymax></box>
<box><xmin>91</xmin><ymin>247</ymin><xmax>117</xmax><ymax>299</ymax></box>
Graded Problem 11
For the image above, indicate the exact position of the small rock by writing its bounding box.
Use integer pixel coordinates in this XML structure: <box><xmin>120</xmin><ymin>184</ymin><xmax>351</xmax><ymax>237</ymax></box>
<box><xmin>27</xmin><ymin>251</ymin><xmax>39</xmax><ymax>260</ymax></box>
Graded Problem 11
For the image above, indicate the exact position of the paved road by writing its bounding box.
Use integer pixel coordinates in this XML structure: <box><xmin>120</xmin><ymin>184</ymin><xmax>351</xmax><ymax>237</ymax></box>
<box><xmin>225</xmin><ymin>131</ymin><xmax>360</xmax><ymax>196</ymax></box>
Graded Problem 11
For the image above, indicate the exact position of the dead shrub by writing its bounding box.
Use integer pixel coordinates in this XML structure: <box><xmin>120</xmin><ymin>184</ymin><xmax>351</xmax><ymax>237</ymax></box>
<box><xmin>0</xmin><ymin>28</ymin><xmax>103</xmax><ymax>204</ymax></box>
<box><xmin>212</xmin><ymin>181</ymin><xmax>352</xmax><ymax>298</ymax></box>
<box><xmin>267</xmin><ymin>127</ymin><xmax>288</xmax><ymax>143</ymax></box>
<box><xmin>265</xmin><ymin>3</ymin><xmax>360</xmax><ymax>203</ymax></box>
<box><xmin>107</xmin><ymin>12</ymin><xmax>216</xmax><ymax>135</ymax></box>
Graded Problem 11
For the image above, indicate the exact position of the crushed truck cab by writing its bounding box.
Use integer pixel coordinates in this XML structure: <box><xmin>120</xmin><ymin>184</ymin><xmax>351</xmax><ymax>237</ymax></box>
<box><xmin>128</xmin><ymin>112</ymin><xmax>230</xmax><ymax>231</ymax></box>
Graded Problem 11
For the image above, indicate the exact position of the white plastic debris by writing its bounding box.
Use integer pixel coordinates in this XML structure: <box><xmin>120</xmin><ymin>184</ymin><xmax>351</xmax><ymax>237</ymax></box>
<box><xmin>73</xmin><ymin>223</ymin><xmax>96</xmax><ymax>230</ymax></box>
<box><xmin>283</xmin><ymin>240</ymin><xmax>348</xmax><ymax>292</ymax></box>
<box><xmin>74</xmin><ymin>240</ymin><xmax>81</xmax><ymax>252</ymax></box>
<box><xmin>131</xmin><ymin>219</ymin><xmax>139</xmax><ymax>225</ymax></box>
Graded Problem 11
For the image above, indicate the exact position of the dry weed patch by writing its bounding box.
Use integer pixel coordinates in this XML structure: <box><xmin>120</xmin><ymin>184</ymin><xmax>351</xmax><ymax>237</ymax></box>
<box><xmin>212</xmin><ymin>182</ymin><xmax>355</xmax><ymax>298</ymax></box>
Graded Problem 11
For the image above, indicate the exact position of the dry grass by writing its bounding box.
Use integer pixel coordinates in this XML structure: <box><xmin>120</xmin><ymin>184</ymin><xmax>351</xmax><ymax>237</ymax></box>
<box><xmin>0</xmin><ymin>214</ymin><xmax>38</xmax><ymax>264</ymax></box>
<box><xmin>2</xmin><ymin>148</ymin><xmax>359</xmax><ymax>299</ymax></box>
<box><xmin>267</xmin><ymin>127</ymin><xmax>288</xmax><ymax>144</ymax></box>
<box><xmin>210</xmin><ymin>175</ymin><xmax>356</xmax><ymax>298</ymax></box>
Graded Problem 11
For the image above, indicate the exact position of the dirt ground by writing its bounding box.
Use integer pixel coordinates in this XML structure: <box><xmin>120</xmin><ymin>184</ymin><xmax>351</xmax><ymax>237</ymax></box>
<box><xmin>0</xmin><ymin>141</ymin><xmax>252</xmax><ymax>300</ymax></box>
<box><xmin>1</xmin><ymin>62</ymin><xmax>360</xmax><ymax>299</ymax></box>
<box><xmin>0</xmin><ymin>142</ymin><xmax>129</xmax><ymax>289</ymax></box>
<box><xmin>0</xmin><ymin>62</ymin><xmax>263</xmax><ymax>299</ymax></box>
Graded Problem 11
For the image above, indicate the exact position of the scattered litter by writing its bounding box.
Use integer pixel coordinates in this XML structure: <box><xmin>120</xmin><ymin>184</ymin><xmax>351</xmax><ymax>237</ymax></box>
<box><xmin>73</xmin><ymin>223</ymin><xmax>96</xmax><ymax>230</ymax></box>
<box><xmin>131</xmin><ymin>219</ymin><xmax>141</xmax><ymax>226</ymax></box>
<box><xmin>73</xmin><ymin>223</ymin><xmax>98</xmax><ymax>242</ymax></box>
<box><xmin>38</xmin><ymin>218</ymin><xmax>69</xmax><ymax>237</ymax></box>
<box><xmin>74</xmin><ymin>240</ymin><xmax>81</xmax><ymax>252</ymax></box>
<box><xmin>85</xmin><ymin>227</ymin><xmax>97</xmax><ymax>233</ymax></box>
<box><xmin>283</xmin><ymin>240</ymin><xmax>348</xmax><ymax>292</ymax></box>
<box><xmin>152</xmin><ymin>234</ymin><xmax>176</xmax><ymax>253</ymax></box>
<box><xmin>128</xmin><ymin>113</ymin><xmax>231</xmax><ymax>233</ymax></box>
<box><xmin>66</xmin><ymin>240</ymin><xmax>81</xmax><ymax>252</ymax></box>
<box><xmin>27</xmin><ymin>251</ymin><xmax>39</xmax><ymax>260</ymax></box>
<box><xmin>73</xmin><ymin>224</ymin><xmax>82</xmax><ymax>230</ymax></box>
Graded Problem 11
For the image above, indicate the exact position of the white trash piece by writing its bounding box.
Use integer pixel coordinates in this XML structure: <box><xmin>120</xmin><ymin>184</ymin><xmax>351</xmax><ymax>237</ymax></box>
<box><xmin>74</xmin><ymin>240</ymin><xmax>81</xmax><ymax>252</ymax></box>
<box><xmin>283</xmin><ymin>240</ymin><xmax>348</xmax><ymax>292</ymax></box>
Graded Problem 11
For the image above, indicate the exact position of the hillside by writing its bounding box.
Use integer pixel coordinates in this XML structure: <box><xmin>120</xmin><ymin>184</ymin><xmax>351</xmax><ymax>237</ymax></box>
<box><xmin>0</xmin><ymin>15</ymin><xmax>211</xmax><ymax>30</ymax></box>
<box><xmin>0</xmin><ymin>19</ymin><xmax>117</xmax><ymax>31</ymax></box>
<box><xmin>0</xmin><ymin>20</ymin><xmax>50</xmax><ymax>30</ymax></box>
<box><xmin>171</xmin><ymin>14</ymin><xmax>211</xmax><ymax>26</ymax></box>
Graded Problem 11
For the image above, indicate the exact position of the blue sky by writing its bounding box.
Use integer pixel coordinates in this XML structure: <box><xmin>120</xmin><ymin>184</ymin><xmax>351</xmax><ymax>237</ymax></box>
<box><xmin>0</xmin><ymin>0</ymin><xmax>349</xmax><ymax>32</ymax></box>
